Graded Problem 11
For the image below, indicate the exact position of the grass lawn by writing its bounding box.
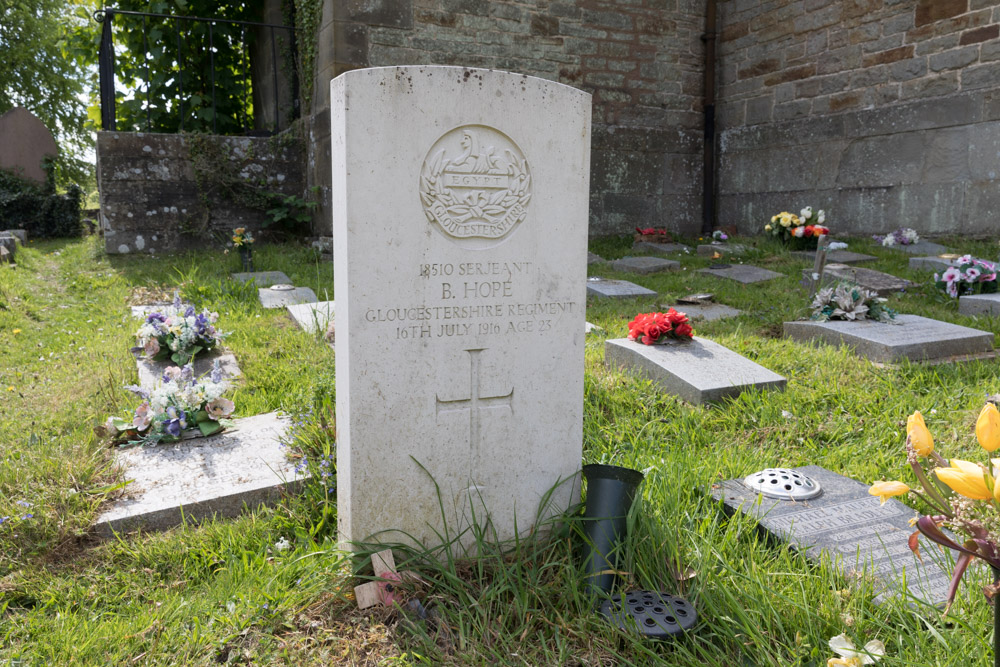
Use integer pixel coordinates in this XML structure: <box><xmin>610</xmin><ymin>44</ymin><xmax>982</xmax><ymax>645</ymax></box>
<box><xmin>1</xmin><ymin>234</ymin><xmax>999</xmax><ymax>665</ymax></box>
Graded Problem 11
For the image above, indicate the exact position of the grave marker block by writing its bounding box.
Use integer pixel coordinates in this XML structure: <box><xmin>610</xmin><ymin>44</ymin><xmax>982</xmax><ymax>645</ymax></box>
<box><xmin>258</xmin><ymin>286</ymin><xmax>317</xmax><ymax>309</ymax></box>
<box><xmin>697</xmin><ymin>243</ymin><xmax>745</xmax><ymax>257</ymax></box>
<box><xmin>670</xmin><ymin>302</ymin><xmax>741</xmax><ymax>322</ymax></box>
<box><xmin>287</xmin><ymin>300</ymin><xmax>335</xmax><ymax>334</ymax></box>
<box><xmin>586</xmin><ymin>278</ymin><xmax>657</xmax><ymax>298</ymax></box>
<box><xmin>231</xmin><ymin>271</ymin><xmax>292</xmax><ymax>287</ymax></box>
<box><xmin>807</xmin><ymin>263</ymin><xmax>912</xmax><ymax>296</ymax></box>
<box><xmin>587</xmin><ymin>252</ymin><xmax>605</xmax><ymax>265</ymax></box>
<box><xmin>136</xmin><ymin>350</ymin><xmax>242</xmax><ymax>392</ymax></box>
<box><xmin>698</xmin><ymin>264</ymin><xmax>782</xmax><ymax>284</ymax></box>
<box><xmin>712</xmin><ymin>466</ymin><xmax>953</xmax><ymax>606</ymax></box>
<box><xmin>611</xmin><ymin>256</ymin><xmax>680</xmax><ymax>274</ymax></box>
<box><xmin>332</xmin><ymin>66</ymin><xmax>589</xmax><ymax>551</ymax></box>
<box><xmin>632</xmin><ymin>241</ymin><xmax>690</xmax><ymax>255</ymax></box>
<box><xmin>890</xmin><ymin>240</ymin><xmax>951</xmax><ymax>256</ymax></box>
<box><xmin>959</xmin><ymin>293</ymin><xmax>1000</xmax><ymax>317</ymax></box>
<box><xmin>908</xmin><ymin>256</ymin><xmax>957</xmax><ymax>272</ymax></box>
<box><xmin>791</xmin><ymin>250</ymin><xmax>876</xmax><ymax>265</ymax></box>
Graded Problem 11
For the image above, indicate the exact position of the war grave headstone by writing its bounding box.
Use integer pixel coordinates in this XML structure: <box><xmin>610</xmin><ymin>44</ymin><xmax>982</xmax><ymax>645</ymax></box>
<box><xmin>332</xmin><ymin>66</ymin><xmax>590</xmax><ymax>551</ymax></box>
<box><xmin>698</xmin><ymin>264</ymin><xmax>782</xmax><ymax>285</ymax></box>
<box><xmin>605</xmin><ymin>337</ymin><xmax>786</xmax><ymax>405</ymax></box>
<box><xmin>95</xmin><ymin>412</ymin><xmax>301</xmax><ymax>535</ymax></box>
<box><xmin>258</xmin><ymin>284</ymin><xmax>318</xmax><ymax>308</ymax></box>
<box><xmin>611</xmin><ymin>256</ymin><xmax>680</xmax><ymax>274</ymax></box>
<box><xmin>632</xmin><ymin>241</ymin><xmax>690</xmax><ymax>255</ymax></box>
<box><xmin>959</xmin><ymin>293</ymin><xmax>1000</xmax><ymax>317</ymax></box>
<box><xmin>287</xmin><ymin>300</ymin><xmax>335</xmax><ymax>334</ymax></box>
<box><xmin>889</xmin><ymin>240</ymin><xmax>951</xmax><ymax>256</ymax></box>
<box><xmin>713</xmin><ymin>465</ymin><xmax>952</xmax><ymax>606</ymax></box>
<box><xmin>586</xmin><ymin>277</ymin><xmax>657</xmax><ymax>298</ymax></box>
<box><xmin>784</xmin><ymin>315</ymin><xmax>994</xmax><ymax>363</ymax></box>
<box><xmin>790</xmin><ymin>250</ymin><xmax>876</xmax><ymax>265</ymax></box>
<box><xmin>697</xmin><ymin>243</ymin><xmax>746</xmax><ymax>257</ymax></box>
<box><xmin>806</xmin><ymin>263</ymin><xmax>912</xmax><ymax>296</ymax></box>
<box><xmin>587</xmin><ymin>252</ymin><xmax>605</xmax><ymax>265</ymax></box>
<box><xmin>231</xmin><ymin>270</ymin><xmax>292</xmax><ymax>287</ymax></box>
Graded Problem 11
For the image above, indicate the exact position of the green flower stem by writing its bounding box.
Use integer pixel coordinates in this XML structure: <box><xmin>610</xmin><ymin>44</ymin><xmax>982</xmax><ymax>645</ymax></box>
<box><xmin>911</xmin><ymin>459</ymin><xmax>953</xmax><ymax>518</ymax></box>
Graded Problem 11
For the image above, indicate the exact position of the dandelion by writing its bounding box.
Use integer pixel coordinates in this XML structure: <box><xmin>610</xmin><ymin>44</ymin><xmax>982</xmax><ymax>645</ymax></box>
<box><xmin>12</xmin><ymin>328</ymin><xmax>21</xmax><ymax>335</ymax></box>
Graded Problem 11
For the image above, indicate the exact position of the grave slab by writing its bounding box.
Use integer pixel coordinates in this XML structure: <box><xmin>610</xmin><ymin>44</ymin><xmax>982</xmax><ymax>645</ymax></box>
<box><xmin>231</xmin><ymin>271</ymin><xmax>292</xmax><ymax>287</ymax></box>
<box><xmin>712</xmin><ymin>465</ymin><xmax>953</xmax><ymax>606</ymax></box>
<box><xmin>959</xmin><ymin>292</ymin><xmax>1000</xmax><ymax>317</ymax></box>
<box><xmin>908</xmin><ymin>256</ymin><xmax>957</xmax><ymax>272</ymax></box>
<box><xmin>791</xmin><ymin>250</ymin><xmax>876</xmax><ymax>265</ymax></box>
<box><xmin>890</xmin><ymin>240</ymin><xmax>951</xmax><ymax>255</ymax></box>
<box><xmin>611</xmin><ymin>256</ymin><xmax>680</xmax><ymax>274</ymax></box>
<box><xmin>95</xmin><ymin>412</ymin><xmax>302</xmax><ymax>536</ymax></box>
<box><xmin>670</xmin><ymin>302</ymin><xmax>741</xmax><ymax>322</ymax></box>
<box><xmin>587</xmin><ymin>252</ymin><xmax>605</xmax><ymax>265</ymax></box>
<box><xmin>258</xmin><ymin>286</ymin><xmax>317</xmax><ymax>309</ymax></box>
<box><xmin>632</xmin><ymin>241</ymin><xmax>690</xmax><ymax>255</ymax></box>
<box><xmin>783</xmin><ymin>314</ymin><xmax>993</xmax><ymax>363</ymax></box>
<box><xmin>585</xmin><ymin>321</ymin><xmax>603</xmax><ymax>335</ymax></box>
<box><xmin>697</xmin><ymin>243</ymin><xmax>745</xmax><ymax>257</ymax></box>
<box><xmin>332</xmin><ymin>66</ymin><xmax>589</xmax><ymax>552</ymax></box>
<box><xmin>135</xmin><ymin>349</ymin><xmax>242</xmax><ymax>392</ymax></box>
<box><xmin>131</xmin><ymin>303</ymin><xmax>192</xmax><ymax>319</ymax></box>
<box><xmin>698</xmin><ymin>264</ymin><xmax>782</xmax><ymax>284</ymax></box>
<box><xmin>605</xmin><ymin>337</ymin><xmax>786</xmax><ymax>405</ymax></box>
<box><xmin>586</xmin><ymin>278</ymin><xmax>657</xmax><ymax>298</ymax></box>
<box><xmin>807</xmin><ymin>263</ymin><xmax>912</xmax><ymax>296</ymax></box>
<box><xmin>287</xmin><ymin>300</ymin><xmax>336</xmax><ymax>334</ymax></box>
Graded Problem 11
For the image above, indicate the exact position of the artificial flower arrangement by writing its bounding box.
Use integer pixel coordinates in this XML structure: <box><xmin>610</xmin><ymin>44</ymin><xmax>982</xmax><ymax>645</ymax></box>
<box><xmin>873</xmin><ymin>228</ymin><xmax>919</xmax><ymax>247</ymax></box>
<box><xmin>232</xmin><ymin>227</ymin><xmax>254</xmax><ymax>247</ymax></box>
<box><xmin>712</xmin><ymin>230</ymin><xmax>728</xmax><ymax>242</ymax></box>
<box><xmin>634</xmin><ymin>227</ymin><xmax>673</xmax><ymax>243</ymax></box>
<box><xmin>132</xmin><ymin>293</ymin><xmax>224</xmax><ymax>366</ymax></box>
<box><xmin>764</xmin><ymin>207</ymin><xmax>830</xmax><ymax>245</ymax></box>
<box><xmin>627</xmin><ymin>309</ymin><xmax>694</xmax><ymax>345</ymax></box>
<box><xmin>100</xmin><ymin>362</ymin><xmax>235</xmax><ymax>446</ymax></box>
<box><xmin>811</xmin><ymin>283</ymin><xmax>897</xmax><ymax>323</ymax></box>
<box><xmin>934</xmin><ymin>256</ymin><xmax>998</xmax><ymax>298</ymax></box>
<box><xmin>869</xmin><ymin>404</ymin><xmax>1000</xmax><ymax>611</ymax></box>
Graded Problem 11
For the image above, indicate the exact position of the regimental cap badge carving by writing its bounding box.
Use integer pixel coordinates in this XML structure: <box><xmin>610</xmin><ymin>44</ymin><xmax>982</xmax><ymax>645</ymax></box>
<box><xmin>420</xmin><ymin>125</ymin><xmax>531</xmax><ymax>247</ymax></box>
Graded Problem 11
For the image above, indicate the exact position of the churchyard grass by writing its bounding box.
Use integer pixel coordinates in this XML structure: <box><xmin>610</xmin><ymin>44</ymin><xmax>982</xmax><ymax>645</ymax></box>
<box><xmin>2</xmin><ymin>235</ymin><xmax>1000</xmax><ymax>664</ymax></box>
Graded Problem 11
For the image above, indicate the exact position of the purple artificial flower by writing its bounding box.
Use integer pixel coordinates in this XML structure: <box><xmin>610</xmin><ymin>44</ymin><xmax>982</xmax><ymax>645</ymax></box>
<box><xmin>210</xmin><ymin>360</ymin><xmax>225</xmax><ymax>384</ymax></box>
<box><xmin>180</xmin><ymin>365</ymin><xmax>195</xmax><ymax>385</ymax></box>
<box><xmin>163</xmin><ymin>406</ymin><xmax>187</xmax><ymax>436</ymax></box>
<box><xmin>172</xmin><ymin>292</ymin><xmax>182</xmax><ymax>310</ymax></box>
<box><xmin>184</xmin><ymin>305</ymin><xmax>196</xmax><ymax>318</ymax></box>
<box><xmin>124</xmin><ymin>384</ymin><xmax>150</xmax><ymax>400</ymax></box>
<box><xmin>146</xmin><ymin>312</ymin><xmax>166</xmax><ymax>324</ymax></box>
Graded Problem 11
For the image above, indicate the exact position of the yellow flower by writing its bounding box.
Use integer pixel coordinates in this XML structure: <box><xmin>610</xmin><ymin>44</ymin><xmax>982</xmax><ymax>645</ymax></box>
<box><xmin>868</xmin><ymin>481</ymin><xmax>909</xmax><ymax>505</ymax></box>
<box><xmin>12</xmin><ymin>328</ymin><xmax>21</xmax><ymax>335</ymax></box>
<box><xmin>906</xmin><ymin>411</ymin><xmax>934</xmax><ymax>457</ymax></box>
<box><xmin>6</xmin><ymin>386</ymin><xmax>14</xmax><ymax>392</ymax></box>
<box><xmin>765</xmin><ymin>224</ymin><xmax>772</xmax><ymax>232</ymax></box>
<box><xmin>976</xmin><ymin>403</ymin><xmax>1000</xmax><ymax>452</ymax></box>
<box><xmin>771</xmin><ymin>215</ymin><xmax>778</xmax><ymax>222</ymax></box>
<box><xmin>934</xmin><ymin>459</ymin><xmax>994</xmax><ymax>500</ymax></box>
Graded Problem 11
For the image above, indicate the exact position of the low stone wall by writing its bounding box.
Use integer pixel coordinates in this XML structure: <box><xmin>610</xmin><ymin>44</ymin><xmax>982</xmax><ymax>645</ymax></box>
<box><xmin>97</xmin><ymin>131</ymin><xmax>305</xmax><ymax>254</ymax></box>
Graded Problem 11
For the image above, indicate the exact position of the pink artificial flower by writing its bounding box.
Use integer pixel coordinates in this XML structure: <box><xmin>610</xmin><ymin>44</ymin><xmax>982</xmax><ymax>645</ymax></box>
<box><xmin>143</xmin><ymin>338</ymin><xmax>160</xmax><ymax>357</ymax></box>
<box><xmin>206</xmin><ymin>398</ymin><xmax>235</xmax><ymax>420</ymax></box>
<box><xmin>942</xmin><ymin>267</ymin><xmax>962</xmax><ymax>283</ymax></box>
<box><xmin>133</xmin><ymin>402</ymin><xmax>153</xmax><ymax>431</ymax></box>
<box><xmin>965</xmin><ymin>267</ymin><xmax>981</xmax><ymax>282</ymax></box>
<box><xmin>163</xmin><ymin>366</ymin><xmax>183</xmax><ymax>382</ymax></box>
<box><xmin>947</xmin><ymin>281</ymin><xmax>959</xmax><ymax>298</ymax></box>
<box><xmin>958</xmin><ymin>254</ymin><xmax>973</xmax><ymax>264</ymax></box>
<box><xmin>981</xmin><ymin>272</ymin><xmax>997</xmax><ymax>283</ymax></box>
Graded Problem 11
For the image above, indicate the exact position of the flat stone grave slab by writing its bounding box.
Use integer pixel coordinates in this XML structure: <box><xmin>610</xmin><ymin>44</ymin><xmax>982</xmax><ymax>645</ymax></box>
<box><xmin>258</xmin><ymin>286</ymin><xmax>317</xmax><ymax>309</ymax></box>
<box><xmin>287</xmin><ymin>300</ymin><xmax>335</xmax><ymax>334</ymax></box>
<box><xmin>908</xmin><ymin>256</ymin><xmax>957</xmax><ymax>272</ymax></box>
<box><xmin>712</xmin><ymin>465</ymin><xmax>952</xmax><ymax>607</ymax></box>
<box><xmin>587</xmin><ymin>252</ymin><xmax>605</xmax><ymax>265</ymax></box>
<box><xmin>95</xmin><ymin>412</ymin><xmax>302</xmax><ymax>536</ymax></box>
<box><xmin>890</xmin><ymin>240</ymin><xmax>951</xmax><ymax>255</ymax></box>
<box><xmin>697</xmin><ymin>243</ymin><xmax>746</xmax><ymax>257</ymax></box>
<box><xmin>611</xmin><ymin>256</ymin><xmax>680</xmax><ymax>274</ymax></box>
<box><xmin>632</xmin><ymin>241</ymin><xmax>690</xmax><ymax>255</ymax></box>
<box><xmin>807</xmin><ymin>263</ymin><xmax>912</xmax><ymax>296</ymax></box>
<box><xmin>231</xmin><ymin>271</ymin><xmax>291</xmax><ymax>287</ymax></box>
<box><xmin>959</xmin><ymin>293</ymin><xmax>1000</xmax><ymax>317</ymax></box>
<box><xmin>698</xmin><ymin>264</ymin><xmax>782</xmax><ymax>284</ymax></box>
<box><xmin>783</xmin><ymin>314</ymin><xmax>994</xmax><ymax>363</ymax></box>
<box><xmin>586</xmin><ymin>278</ymin><xmax>657</xmax><ymax>298</ymax></box>
<box><xmin>790</xmin><ymin>250</ymin><xmax>876</xmax><ymax>265</ymax></box>
<box><xmin>585</xmin><ymin>321</ymin><xmax>603</xmax><ymax>335</ymax></box>
<box><xmin>669</xmin><ymin>302</ymin><xmax>741</xmax><ymax>322</ymax></box>
<box><xmin>605</xmin><ymin>337</ymin><xmax>786</xmax><ymax>405</ymax></box>
<box><xmin>136</xmin><ymin>348</ymin><xmax>242</xmax><ymax>392</ymax></box>
<box><xmin>130</xmin><ymin>302</ymin><xmax>192</xmax><ymax>319</ymax></box>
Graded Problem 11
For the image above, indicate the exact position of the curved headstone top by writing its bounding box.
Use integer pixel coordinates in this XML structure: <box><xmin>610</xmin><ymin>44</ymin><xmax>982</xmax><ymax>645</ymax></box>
<box><xmin>0</xmin><ymin>107</ymin><xmax>58</xmax><ymax>185</ymax></box>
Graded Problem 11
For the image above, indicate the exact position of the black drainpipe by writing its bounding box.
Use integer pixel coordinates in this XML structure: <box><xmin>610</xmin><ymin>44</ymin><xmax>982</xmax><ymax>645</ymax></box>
<box><xmin>701</xmin><ymin>0</ymin><xmax>717</xmax><ymax>235</ymax></box>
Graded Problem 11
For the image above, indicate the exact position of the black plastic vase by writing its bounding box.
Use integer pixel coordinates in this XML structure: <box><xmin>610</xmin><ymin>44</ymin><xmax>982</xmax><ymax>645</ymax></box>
<box><xmin>581</xmin><ymin>464</ymin><xmax>645</xmax><ymax>596</ymax></box>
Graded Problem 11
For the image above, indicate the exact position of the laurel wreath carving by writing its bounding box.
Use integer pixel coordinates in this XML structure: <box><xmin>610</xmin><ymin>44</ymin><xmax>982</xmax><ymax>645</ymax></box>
<box><xmin>420</xmin><ymin>148</ymin><xmax>531</xmax><ymax>226</ymax></box>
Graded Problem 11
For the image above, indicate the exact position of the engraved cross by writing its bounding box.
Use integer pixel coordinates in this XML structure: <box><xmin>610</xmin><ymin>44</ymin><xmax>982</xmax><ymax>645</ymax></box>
<box><xmin>435</xmin><ymin>348</ymin><xmax>513</xmax><ymax>478</ymax></box>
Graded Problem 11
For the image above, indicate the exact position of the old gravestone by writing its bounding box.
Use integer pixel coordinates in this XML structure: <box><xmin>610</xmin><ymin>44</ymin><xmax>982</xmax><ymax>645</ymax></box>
<box><xmin>0</xmin><ymin>107</ymin><xmax>58</xmax><ymax>185</ymax></box>
<box><xmin>698</xmin><ymin>264</ymin><xmax>782</xmax><ymax>284</ymax></box>
<box><xmin>806</xmin><ymin>263</ymin><xmax>912</xmax><ymax>296</ymax></box>
<box><xmin>959</xmin><ymin>293</ymin><xmax>1000</xmax><ymax>317</ymax></box>
<box><xmin>332</xmin><ymin>67</ymin><xmax>589</xmax><ymax>551</ymax></box>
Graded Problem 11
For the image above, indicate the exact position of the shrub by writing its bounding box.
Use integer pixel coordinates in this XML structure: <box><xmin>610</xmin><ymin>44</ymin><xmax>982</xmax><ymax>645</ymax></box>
<box><xmin>0</xmin><ymin>168</ymin><xmax>82</xmax><ymax>238</ymax></box>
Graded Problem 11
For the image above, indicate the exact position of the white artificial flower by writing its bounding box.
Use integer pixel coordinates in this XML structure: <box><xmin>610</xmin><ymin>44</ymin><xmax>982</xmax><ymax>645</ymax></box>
<box><xmin>828</xmin><ymin>633</ymin><xmax>885</xmax><ymax>665</ymax></box>
<box><xmin>800</xmin><ymin>206</ymin><xmax>813</xmax><ymax>220</ymax></box>
<box><xmin>882</xmin><ymin>235</ymin><xmax>896</xmax><ymax>247</ymax></box>
<box><xmin>817</xmin><ymin>210</ymin><xmax>826</xmax><ymax>224</ymax></box>
<box><xmin>274</xmin><ymin>537</ymin><xmax>291</xmax><ymax>552</ymax></box>
<box><xmin>828</xmin><ymin>242</ymin><xmax>849</xmax><ymax>251</ymax></box>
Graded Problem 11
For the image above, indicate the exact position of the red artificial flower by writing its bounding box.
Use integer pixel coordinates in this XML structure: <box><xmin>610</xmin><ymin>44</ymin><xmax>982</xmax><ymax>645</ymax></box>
<box><xmin>803</xmin><ymin>225</ymin><xmax>815</xmax><ymax>237</ymax></box>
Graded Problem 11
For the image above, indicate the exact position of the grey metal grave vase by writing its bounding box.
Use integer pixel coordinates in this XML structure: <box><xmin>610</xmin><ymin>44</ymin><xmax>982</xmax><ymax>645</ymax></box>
<box><xmin>581</xmin><ymin>464</ymin><xmax>645</xmax><ymax>596</ymax></box>
<box><xmin>239</xmin><ymin>246</ymin><xmax>254</xmax><ymax>272</ymax></box>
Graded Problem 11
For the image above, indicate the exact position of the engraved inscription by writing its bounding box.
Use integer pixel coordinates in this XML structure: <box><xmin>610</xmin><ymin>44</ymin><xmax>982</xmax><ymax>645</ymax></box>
<box><xmin>420</xmin><ymin>126</ymin><xmax>531</xmax><ymax>246</ymax></box>
<box><xmin>768</xmin><ymin>498</ymin><xmax>905</xmax><ymax>537</ymax></box>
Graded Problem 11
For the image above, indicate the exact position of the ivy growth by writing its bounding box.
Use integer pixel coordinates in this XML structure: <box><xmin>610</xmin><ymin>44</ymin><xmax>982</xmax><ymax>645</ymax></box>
<box><xmin>292</xmin><ymin>0</ymin><xmax>322</xmax><ymax>112</ymax></box>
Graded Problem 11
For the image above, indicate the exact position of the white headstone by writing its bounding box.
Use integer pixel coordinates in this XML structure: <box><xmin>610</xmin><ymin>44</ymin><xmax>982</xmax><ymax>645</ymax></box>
<box><xmin>332</xmin><ymin>66</ymin><xmax>590</xmax><ymax>551</ymax></box>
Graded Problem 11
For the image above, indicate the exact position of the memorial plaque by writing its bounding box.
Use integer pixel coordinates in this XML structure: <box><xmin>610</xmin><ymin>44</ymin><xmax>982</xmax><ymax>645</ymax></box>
<box><xmin>807</xmin><ymin>263</ymin><xmax>912</xmax><ymax>296</ymax></box>
<box><xmin>586</xmin><ymin>278</ymin><xmax>657</xmax><ymax>298</ymax></box>
<box><xmin>712</xmin><ymin>466</ymin><xmax>953</xmax><ymax>606</ymax></box>
<box><xmin>783</xmin><ymin>314</ymin><xmax>993</xmax><ymax>363</ymax></box>
<box><xmin>611</xmin><ymin>256</ymin><xmax>680</xmax><ymax>274</ymax></box>
<box><xmin>698</xmin><ymin>264</ymin><xmax>782</xmax><ymax>284</ymax></box>
<box><xmin>332</xmin><ymin>66</ymin><xmax>589</xmax><ymax>551</ymax></box>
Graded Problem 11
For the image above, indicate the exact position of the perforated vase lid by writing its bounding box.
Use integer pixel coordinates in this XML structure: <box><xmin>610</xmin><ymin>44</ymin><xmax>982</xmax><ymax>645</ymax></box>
<box><xmin>270</xmin><ymin>284</ymin><xmax>295</xmax><ymax>291</ymax></box>
<box><xmin>743</xmin><ymin>468</ymin><xmax>822</xmax><ymax>501</ymax></box>
<box><xmin>598</xmin><ymin>590</ymin><xmax>697</xmax><ymax>638</ymax></box>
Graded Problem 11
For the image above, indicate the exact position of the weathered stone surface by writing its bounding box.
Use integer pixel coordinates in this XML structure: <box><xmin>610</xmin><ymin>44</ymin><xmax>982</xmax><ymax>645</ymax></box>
<box><xmin>287</xmin><ymin>300</ymin><xmax>335</xmax><ymax>334</ymax></box>
<box><xmin>332</xmin><ymin>67</ymin><xmax>589</xmax><ymax>552</ymax></box>
<box><xmin>632</xmin><ymin>241</ymin><xmax>691</xmax><ymax>255</ymax></box>
<box><xmin>0</xmin><ymin>108</ymin><xmax>58</xmax><ymax>185</ymax></box>
<box><xmin>130</xmin><ymin>303</ymin><xmax>190</xmax><ymax>319</ymax></box>
<box><xmin>95</xmin><ymin>412</ymin><xmax>302</xmax><ymax>536</ymax></box>
<box><xmin>697</xmin><ymin>243</ymin><xmax>746</xmax><ymax>257</ymax></box>
<box><xmin>959</xmin><ymin>293</ymin><xmax>1000</xmax><ymax>317</ymax></box>
<box><xmin>605</xmin><ymin>337</ymin><xmax>786</xmax><ymax>404</ymax></box>
<box><xmin>231</xmin><ymin>271</ymin><xmax>292</xmax><ymax>286</ymax></box>
<box><xmin>2</xmin><ymin>229</ymin><xmax>27</xmax><ymax>244</ymax></box>
<box><xmin>0</xmin><ymin>234</ymin><xmax>16</xmax><ymax>262</ymax></box>
<box><xmin>672</xmin><ymin>302</ymin><xmax>741</xmax><ymax>321</ymax></box>
<box><xmin>135</xmin><ymin>349</ymin><xmax>242</xmax><ymax>392</ymax></box>
<box><xmin>809</xmin><ymin>263</ymin><xmax>913</xmax><ymax>296</ymax></box>
<box><xmin>585</xmin><ymin>321</ymin><xmax>603</xmax><ymax>334</ymax></box>
<box><xmin>890</xmin><ymin>240</ymin><xmax>951</xmax><ymax>256</ymax></box>
<box><xmin>791</xmin><ymin>250</ymin><xmax>876</xmax><ymax>265</ymax></box>
<box><xmin>258</xmin><ymin>286</ymin><xmax>318</xmax><ymax>309</ymax></box>
<box><xmin>611</xmin><ymin>255</ymin><xmax>680</xmax><ymax>274</ymax></box>
<box><xmin>587</xmin><ymin>252</ymin><xmax>605</xmax><ymax>265</ymax></box>
<box><xmin>698</xmin><ymin>264</ymin><xmax>782</xmax><ymax>284</ymax></box>
<box><xmin>908</xmin><ymin>256</ymin><xmax>957</xmax><ymax>272</ymax></box>
<box><xmin>712</xmin><ymin>465</ymin><xmax>952</xmax><ymax>606</ymax></box>
<box><xmin>587</xmin><ymin>278</ymin><xmax>658</xmax><ymax>298</ymax></box>
<box><xmin>783</xmin><ymin>314</ymin><xmax>994</xmax><ymax>362</ymax></box>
